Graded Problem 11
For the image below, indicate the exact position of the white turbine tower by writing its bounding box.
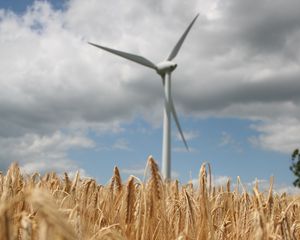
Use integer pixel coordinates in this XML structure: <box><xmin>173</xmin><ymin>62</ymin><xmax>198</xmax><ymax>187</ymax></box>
<box><xmin>89</xmin><ymin>14</ymin><xmax>199</xmax><ymax>180</ymax></box>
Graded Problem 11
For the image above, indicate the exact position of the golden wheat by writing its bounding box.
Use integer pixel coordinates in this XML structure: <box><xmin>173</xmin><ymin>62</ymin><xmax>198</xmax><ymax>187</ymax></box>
<box><xmin>0</xmin><ymin>157</ymin><xmax>300</xmax><ymax>240</ymax></box>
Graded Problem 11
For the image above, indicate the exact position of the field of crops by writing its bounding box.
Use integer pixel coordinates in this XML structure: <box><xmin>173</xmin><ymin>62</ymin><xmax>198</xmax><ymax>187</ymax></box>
<box><xmin>0</xmin><ymin>156</ymin><xmax>300</xmax><ymax>240</ymax></box>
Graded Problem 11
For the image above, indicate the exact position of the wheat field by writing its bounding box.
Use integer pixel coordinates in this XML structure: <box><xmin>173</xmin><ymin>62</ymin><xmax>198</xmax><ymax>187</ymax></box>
<box><xmin>0</xmin><ymin>156</ymin><xmax>300</xmax><ymax>240</ymax></box>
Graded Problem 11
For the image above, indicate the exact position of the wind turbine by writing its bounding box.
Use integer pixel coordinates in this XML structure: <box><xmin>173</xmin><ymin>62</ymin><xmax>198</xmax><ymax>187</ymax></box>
<box><xmin>89</xmin><ymin>14</ymin><xmax>199</xmax><ymax>180</ymax></box>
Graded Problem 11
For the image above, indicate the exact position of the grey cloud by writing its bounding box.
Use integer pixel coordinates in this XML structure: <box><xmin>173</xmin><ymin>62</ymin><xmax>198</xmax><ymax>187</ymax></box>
<box><xmin>180</xmin><ymin>68</ymin><xmax>300</xmax><ymax>114</ymax></box>
<box><xmin>217</xmin><ymin>0</ymin><xmax>300</xmax><ymax>55</ymax></box>
<box><xmin>1</xmin><ymin>0</ymin><xmax>300</xmax><ymax>163</ymax></box>
<box><xmin>0</xmin><ymin>131</ymin><xmax>94</xmax><ymax>173</ymax></box>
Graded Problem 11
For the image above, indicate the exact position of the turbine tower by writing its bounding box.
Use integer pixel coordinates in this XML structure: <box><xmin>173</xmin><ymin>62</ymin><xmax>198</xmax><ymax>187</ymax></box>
<box><xmin>89</xmin><ymin>14</ymin><xmax>199</xmax><ymax>180</ymax></box>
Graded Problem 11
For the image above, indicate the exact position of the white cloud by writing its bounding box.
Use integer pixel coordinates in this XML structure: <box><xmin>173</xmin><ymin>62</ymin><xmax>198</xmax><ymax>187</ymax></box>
<box><xmin>189</xmin><ymin>175</ymin><xmax>300</xmax><ymax>194</ymax></box>
<box><xmin>121</xmin><ymin>168</ymin><xmax>145</xmax><ymax>176</ymax></box>
<box><xmin>0</xmin><ymin>131</ymin><xmax>95</xmax><ymax>173</ymax></box>
<box><xmin>1</xmin><ymin>0</ymin><xmax>300</xmax><ymax>171</ymax></box>
<box><xmin>172</xmin><ymin>171</ymin><xmax>180</xmax><ymax>179</ymax></box>
<box><xmin>219</xmin><ymin>131</ymin><xmax>243</xmax><ymax>153</ymax></box>
<box><xmin>112</xmin><ymin>138</ymin><xmax>132</xmax><ymax>151</ymax></box>
<box><xmin>275</xmin><ymin>185</ymin><xmax>300</xmax><ymax>195</ymax></box>
<box><xmin>219</xmin><ymin>131</ymin><xmax>233</xmax><ymax>146</ymax></box>
<box><xmin>67</xmin><ymin>168</ymin><xmax>89</xmax><ymax>179</ymax></box>
<box><xmin>213</xmin><ymin>175</ymin><xmax>230</xmax><ymax>186</ymax></box>
<box><xmin>95</xmin><ymin>138</ymin><xmax>132</xmax><ymax>152</ymax></box>
<box><xmin>248</xmin><ymin>178</ymin><xmax>300</xmax><ymax>195</ymax></box>
<box><xmin>175</xmin><ymin>130</ymin><xmax>199</xmax><ymax>141</ymax></box>
<box><xmin>190</xmin><ymin>174</ymin><xmax>230</xmax><ymax>187</ymax></box>
<box><xmin>250</xmin><ymin>119</ymin><xmax>300</xmax><ymax>153</ymax></box>
<box><xmin>172</xmin><ymin>147</ymin><xmax>197</xmax><ymax>153</ymax></box>
<box><xmin>121</xmin><ymin>166</ymin><xmax>179</xmax><ymax>178</ymax></box>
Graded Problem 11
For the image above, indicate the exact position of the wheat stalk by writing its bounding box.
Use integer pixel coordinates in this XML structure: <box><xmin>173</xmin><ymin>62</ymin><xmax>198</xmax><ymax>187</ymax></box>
<box><xmin>0</xmin><ymin>159</ymin><xmax>300</xmax><ymax>239</ymax></box>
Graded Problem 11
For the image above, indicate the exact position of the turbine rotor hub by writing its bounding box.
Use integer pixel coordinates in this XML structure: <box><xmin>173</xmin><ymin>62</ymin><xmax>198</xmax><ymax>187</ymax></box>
<box><xmin>156</xmin><ymin>61</ymin><xmax>177</xmax><ymax>75</ymax></box>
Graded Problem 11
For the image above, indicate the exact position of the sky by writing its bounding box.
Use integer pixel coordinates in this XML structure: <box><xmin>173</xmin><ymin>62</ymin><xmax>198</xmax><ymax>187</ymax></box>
<box><xmin>1</xmin><ymin>0</ymin><xmax>300</xmax><ymax>192</ymax></box>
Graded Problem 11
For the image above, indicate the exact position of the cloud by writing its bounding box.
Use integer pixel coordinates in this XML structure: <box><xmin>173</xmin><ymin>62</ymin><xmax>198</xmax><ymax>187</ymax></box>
<box><xmin>95</xmin><ymin>138</ymin><xmax>132</xmax><ymax>152</ymax></box>
<box><xmin>275</xmin><ymin>185</ymin><xmax>300</xmax><ymax>195</ymax></box>
<box><xmin>217</xmin><ymin>0</ymin><xmax>300</xmax><ymax>55</ymax></box>
<box><xmin>0</xmin><ymin>131</ymin><xmax>95</xmax><ymax>173</ymax></box>
<box><xmin>121</xmin><ymin>166</ymin><xmax>179</xmax><ymax>178</ymax></box>
<box><xmin>250</xmin><ymin>119</ymin><xmax>300</xmax><ymax>153</ymax></box>
<box><xmin>172</xmin><ymin>147</ymin><xmax>197</xmax><ymax>153</ymax></box>
<box><xmin>190</xmin><ymin>174</ymin><xmax>230</xmax><ymax>187</ymax></box>
<box><xmin>219</xmin><ymin>131</ymin><xmax>243</xmax><ymax>153</ymax></box>
<box><xmin>249</xmin><ymin>178</ymin><xmax>300</xmax><ymax>195</ymax></box>
<box><xmin>0</xmin><ymin>1</ymin><xmax>165</xmax><ymax>140</ymax></box>
<box><xmin>213</xmin><ymin>175</ymin><xmax>230</xmax><ymax>186</ymax></box>
<box><xmin>121</xmin><ymin>168</ymin><xmax>145</xmax><ymax>177</ymax></box>
<box><xmin>219</xmin><ymin>132</ymin><xmax>233</xmax><ymax>146</ymax></box>
<box><xmin>112</xmin><ymin>138</ymin><xmax>132</xmax><ymax>151</ymax></box>
<box><xmin>1</xmin><ymin>0</ymin><xmax>300</xmax><ymax>172</ymax></box>
<box><xmin>175</xmin><ymin>130</ymin><xmax>199</xmax><ymax>141</ymax></box>
<box><xmin>190</xmin><ymin>174</ymin><xmax>300</xmax><ymax>194</ymax></box>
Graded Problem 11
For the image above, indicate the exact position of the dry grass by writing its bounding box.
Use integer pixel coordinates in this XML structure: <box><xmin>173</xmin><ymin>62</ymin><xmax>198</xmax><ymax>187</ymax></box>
<box><xmin>0</xmin><ymin>156</ymin><xmax>300</xmax><ymax>239</ymax></box>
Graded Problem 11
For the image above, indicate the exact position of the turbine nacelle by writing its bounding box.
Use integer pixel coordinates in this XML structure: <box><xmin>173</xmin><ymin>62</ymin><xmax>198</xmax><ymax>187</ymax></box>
<box><xmin>156</xmin><ymin>61</ymin><xmax>177</xmax><ymax>75</ymax></box>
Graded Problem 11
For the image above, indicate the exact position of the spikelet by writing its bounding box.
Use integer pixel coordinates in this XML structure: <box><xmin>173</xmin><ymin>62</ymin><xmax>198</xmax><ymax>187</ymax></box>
<box><xmin>114</xmin><ymin>166</ymin><xmax>122</xmax><ymax>193</ymax></box>
<box><xmin>291</xmin><ymin>220</ymin><xmax>300</xmax><ymax>239</ymax></box>
<box><xmin>173</xmin><ymin>179</ymin><xmax>179</xmax><ymax>200</ymax></box>
<box><xmin>29</xmin><ymin>189</ymin><xmax>77</xmax><ymax>240</ymax></box>
<box><xmin>30</xmin><ymin>173</ymin><xmax>40</xmax><ymax>188</ymax></box>
<box><xmin>253</xmin><ymin>210</ymin><xmax>264</xmax><ymax>240</ymax></box>
<box><xmin>148</xmin><ymin>156</ymin><xmax>162</xmax><ymax>200</ymax></box>
<box><xmin>1</xmin><ymin>162</ymin><xmax>300</xmax><ymax>240</ymax></box>
<box><xmin>81</xmin><ymin>179</ymin><xmax>93</xmax><ymax>207</ymax></box>
<box><xmin>198</xmin><ymin>163</ymin><xmax>215</xmax><ymax>238</ymax></box>
<box><xmin>1</xmin><ymin>164</ymin><xmax>14</xmax><ymax>201</ymax></box>
<box><xmin>70</xmin><ymin>170</ymin><xmax>80</xmax><ymax>193</ymax></box>
<box><xmin>226</xmin><ymin>178</ymin><xmax>231</xmax><ymax>192</ymax></box>
<box><xmin>207</xmin><ymin>162</ymin><xmax>212</xmax><ymax>196</ymax></box>
<box><xmin>198</xmin><ymin>163</ymin><xmax>207</xmax><ymax>199</ymax></box>
<box><xmin>63</xmin><ymin>172</ymin><xmax>71</xmax><ymax>193</ymax></box>
<box><xmin>124</xmin><ymin>176</ymin><xmax>135</xmax><ymax>224</ymax></box>
<box><xmin>20</xmin><ymin>212</ymin><xmax>32</xmax><ymax>240</ymax></box>
<box><xmin>267</xmin><ymin>176</ymin><xmax>274</xmax><ymax>209</ymax></box>
<box><xmin>110</xmin><ymin>166</ymin><xmax>122</xmax><ymax>195</ymax></box>
<box><xmin>183</xmin><ymin>189</ymin><xmax>195</xmax><ymax>235</ymax></box>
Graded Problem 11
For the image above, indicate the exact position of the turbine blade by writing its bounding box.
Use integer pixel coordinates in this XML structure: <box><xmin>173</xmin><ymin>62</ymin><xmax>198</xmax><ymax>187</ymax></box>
<box><xmin>169</xmin><ymin>96</ymin><xmax>189</xmax><ymax>151</ymax></box>
<box><xmin>88</xmin><ymin>42</ymin><xmax>157</xmax><ymax>70</ymax></box>
<box><xmin>161</xmin><ymin>75</ymin><xmax>189</xmax><ymax>151</ymax></box>
<box><xmin>167</xmin><ymin>14</ymin><xmax>199</xmax><ymax>61</ymax></box>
